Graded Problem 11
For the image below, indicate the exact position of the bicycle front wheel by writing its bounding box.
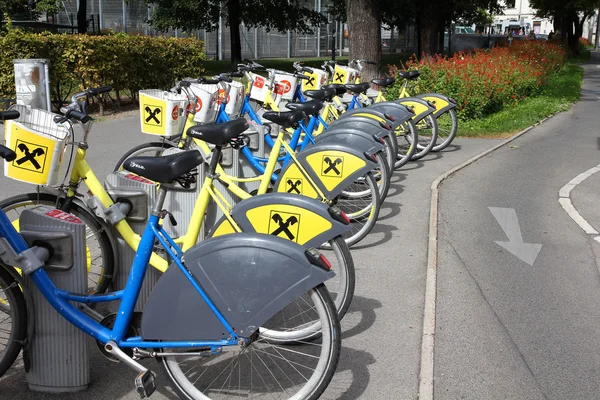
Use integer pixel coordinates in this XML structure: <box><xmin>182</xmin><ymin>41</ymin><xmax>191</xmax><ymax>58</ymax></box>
<box><xmin>0</xmin><ymin>265</ymin><xmax>27</xmax><ymax>378</ymax></box>
<box><xmin>161</xmin><ymin>284</ymin><xmax>341</xmax><ymax>400</ymax></box>
<box><xmin>394</xmin><ymin>120</ymin><xmax>418</xmax><ymax>170</ymax></box>
<box><xmin>432</xmin><ymin>108</ymin><xmax>458</xmax><ymax>152</ymax></box>
<box><xmin>411</xmin><ymin>114</ymin><xmax>438</xmax><ymax>160</ymax></box>
<box><xmin>0</xmin><ymin>193</ymin><xmax>115</xmax><ymax>294</ymax></box>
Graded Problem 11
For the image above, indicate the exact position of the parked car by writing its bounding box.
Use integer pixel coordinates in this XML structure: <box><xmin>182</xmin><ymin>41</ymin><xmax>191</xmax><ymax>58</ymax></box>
<box><xmin>535</xmin><ymin>34</ymin><xmax>549</xmax><ymax>40</ymax></box>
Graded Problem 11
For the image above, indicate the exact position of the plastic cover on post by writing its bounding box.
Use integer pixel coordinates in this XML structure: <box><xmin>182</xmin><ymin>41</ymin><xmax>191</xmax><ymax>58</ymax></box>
<box><xmin>20</xmin><ymin>206</ymin><xmax>89</xmax><ymax>393</ymax></box>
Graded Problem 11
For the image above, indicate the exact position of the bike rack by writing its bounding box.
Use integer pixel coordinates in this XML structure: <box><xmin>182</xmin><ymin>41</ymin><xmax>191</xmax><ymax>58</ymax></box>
<box><xmin>20</xmin><ymin>206</ymin><xmax>89</xmax><ymax>392</ymax></box>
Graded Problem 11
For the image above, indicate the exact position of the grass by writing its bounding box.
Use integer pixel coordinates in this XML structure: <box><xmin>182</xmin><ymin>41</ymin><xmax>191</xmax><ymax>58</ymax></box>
<box><xmin>458</xmin><ymin>51</ymin><xmax>588</xmax><ymax>138</ymax></box>
<box><xmin>202</xmin><ymin>53</ymin><xmax>410</xmax><ymax>76</ymax></box>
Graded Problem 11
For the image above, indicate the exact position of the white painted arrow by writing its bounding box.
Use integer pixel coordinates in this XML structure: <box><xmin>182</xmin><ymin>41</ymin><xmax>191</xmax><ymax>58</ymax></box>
<box><xmin>489</xmin><ymin>207</ymin><xmax>542</xmax><ymax>266</ymax></box>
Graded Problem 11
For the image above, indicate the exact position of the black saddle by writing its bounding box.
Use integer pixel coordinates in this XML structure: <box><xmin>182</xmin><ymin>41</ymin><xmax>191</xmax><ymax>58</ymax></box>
<box><xmin>322</xmin><ymin>84</ymin><xmax>347</xmax><ymax>96</ymax></box>
<box><xmin>186</xmin><ymin>118</ymin><xmax>249</xmax><ymax>147</ymax></box>
<box><xmin>124</xmin><ymin>150</ymin><xmax>203</xmax><ymax>184</ymax></box>
<box><xmin>285</xmin><ymin>100</ymin><xmax>324</xmax><ymax>116</ymax></box>
<box><xmin>303</xmin><ymin>88</ymin><xmax>337</xmax><ymax>101</ymax></box>
<box><xmin>398</xmin><ymin>70</ymin><xmax>420</xmax><ymax>80</ymax></box>
<box><xmin>262</xmin><ymin>110</ymin><xmax>305</xmax><ymax>129</ymax></box>
<box><xmin>371</xmin><ymin>76</ymin><xmax>396</xmax><ymax>87</ymax></box>
<box><xmin>345</xmin><ymin>83</ymin><xmax>370</xmax><ymax>94</ymax></box>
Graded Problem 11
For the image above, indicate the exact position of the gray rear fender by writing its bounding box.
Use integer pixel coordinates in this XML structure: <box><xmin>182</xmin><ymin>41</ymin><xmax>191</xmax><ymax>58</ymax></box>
<box><xmin>393</xmin><ymin>97</ymin><xmax>436</xmax><ymax>121</ymax></box>
<box><xmin>208</xmin><ymin>192</ymin><xmax>350</xmax><ymax>248</ymax></box>
<box><xmin>315</xmin><ymin>127</ymin><xmax>386</xmax><ymax>155</ymax></box>
<box><xmin>274</xmin><ymin>142</ymin><xmax>378</xmax><ymax>199</ymax></box>
<box><xmin>415</xmin><ymin>93</ymin><xmax>457</xmax><ymax>115</ymax></box>
<box><xmin>367</xmin><ymin>102</ymin><xmax>415</xmax><ymax>125</ymax></box>
<box><xmin>141</xmin><ymin>233</ymin><xmax>335</xmax><ymax>341</ymax></box>
<box><xmin>328</xmin><ymin>116</ymin><xmax>393</xmax><ymax>141</ymax></box>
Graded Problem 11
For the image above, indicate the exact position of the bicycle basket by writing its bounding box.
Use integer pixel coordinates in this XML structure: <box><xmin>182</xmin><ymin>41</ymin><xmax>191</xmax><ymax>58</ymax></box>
<box><xmin>301</xmin><ymin>69</ymin><xmax>329</xmax><ymax>91</ymax></box>
<box><xmin>332</xmin><ymin>65</ymin><xmax>359</xmax><ymax>85</ymax></box>
<box><xmin>189</xmin><ymin>83</ymin><xmax>219</xmax><ymax>123</ymax></box>
<box><xmin>3</xmin><ymin>105</ymin><xmax>70</xmax><ymax>186</ymax></box>
<box><xmin>139</xmin><ymin>89</ymin><xmax>187</xmax><ymax>136</ymax></box>
<box><xmin>221</xmin><ymin>80</ymin><xmax>245</xmax><ymax>119</ymax></box>
<box><xmin>274</xmin><ymin>72</ymin><xmax>298</xmax><ymax>101</ymax></box>
<box><xmin>249</xmin><ymin>72</ymin><xmax>269</xmax><ymax>103</ymax></box>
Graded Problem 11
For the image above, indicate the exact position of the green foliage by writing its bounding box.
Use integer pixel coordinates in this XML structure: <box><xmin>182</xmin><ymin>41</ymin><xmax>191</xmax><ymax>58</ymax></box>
<box><xmin>0</xmin><ymin>0</ymin><xmax>37</xmax><ymax>20</ymax></box>
<box><xmin>386</xmin><ymin>41</ymin><xmax>566</xmax><ymax>121</ymax></box>
<box><xmin>0</xmin><ymin>29</ymin><xmax>205</xmax><ymax>105</ymax></box>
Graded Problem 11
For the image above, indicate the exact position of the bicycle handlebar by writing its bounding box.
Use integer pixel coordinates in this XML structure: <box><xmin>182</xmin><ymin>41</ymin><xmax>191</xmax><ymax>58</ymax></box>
<box><xmin>0</xmin><ymin>110</ymin><xmax>20</xmax><ymax>121</ymax></box>
<box><xmin>0</xmin><ymin>145</ymin><xmax>16</xmax><ymax>162</ymax></box>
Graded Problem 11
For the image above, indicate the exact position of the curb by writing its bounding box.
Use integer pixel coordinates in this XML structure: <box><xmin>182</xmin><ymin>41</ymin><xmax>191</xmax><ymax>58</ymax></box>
<box><xmin>417</xmin><ymin>114</ymin><xmax>555</xmax><ymax>400</ymax></box>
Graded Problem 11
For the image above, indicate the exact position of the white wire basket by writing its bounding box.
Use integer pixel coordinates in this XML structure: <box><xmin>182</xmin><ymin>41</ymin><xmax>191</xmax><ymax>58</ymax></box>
<box><xmin>3</xmin><ymin>105</ymin><xmax>70</xmax><ymax>186</ymax></box>
<box><xmin>139</xmin><ymin>89</ymin><xmax>188</xmax><ymax>136</ymax></box>
<box><xmin>222</xmin><ymin>80</ymin><xmax>246</xmax><ymax>118</ymax></box>
<box><xmin>189</xmin><ymin>83</ymin><xmax>219</xmax><ymax>123</ymax></box>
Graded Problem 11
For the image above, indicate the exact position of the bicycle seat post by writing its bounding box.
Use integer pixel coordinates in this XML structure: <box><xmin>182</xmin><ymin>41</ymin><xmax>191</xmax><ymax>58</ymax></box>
<box><xmin>152</xmin><ymin>185</ymin><xmax>170</xmax><ymax>216</ymax></box>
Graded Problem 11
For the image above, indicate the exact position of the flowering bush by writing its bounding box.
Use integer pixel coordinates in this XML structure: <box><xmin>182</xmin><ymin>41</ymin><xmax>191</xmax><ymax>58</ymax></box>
<box><xmin>579</xmin><ymin>37</ymin><xmax>592</xmax><ymax>47</ymax></box>
<box><xmin>386</xmin><ymin>41</ymin><xmax>566</xmax><ymax>121</ymax></box>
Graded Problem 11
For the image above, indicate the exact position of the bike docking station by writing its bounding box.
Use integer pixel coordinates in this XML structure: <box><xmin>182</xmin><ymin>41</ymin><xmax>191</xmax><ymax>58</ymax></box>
<box><xmin>13</xmin><ymin>205</ymin><xmax>89</xmax><ymax>392</ymax></box>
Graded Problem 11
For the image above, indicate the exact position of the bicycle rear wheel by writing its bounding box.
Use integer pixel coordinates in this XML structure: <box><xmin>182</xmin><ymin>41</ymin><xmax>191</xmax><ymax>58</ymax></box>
<box><xmin>431</xmin><ymin>108</ymin><xmax>458</xmax><ymax>152</ymax></box>
<box><xmin>161</xmin><ymin>284</ymin><xmax>341</xmax><ymax>400</ymax></box>
<box><xmin>394</xmin><ymin>120</ymin><xmax>418</xmax><ymax>170</ymax></box>
<box><xmin>0</xmin><ymin>265</ymin><xmax>27</xmax><ymax>378</ymax></box>
<box><xmin>411</xmin><ymin>114</ymin><xmax>438</xmax><ymax>160</ymax></box>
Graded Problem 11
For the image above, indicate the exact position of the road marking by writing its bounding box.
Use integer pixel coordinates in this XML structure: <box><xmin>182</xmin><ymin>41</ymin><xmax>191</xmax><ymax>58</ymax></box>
<box><xmin>489</xmin><ymin>207</ymin><xmax>543</xmax><ymax>266</ymax></box>
<box><xmin>558</xmin><ymin>164</ymin><xmax>600</xmax><ymax>235</ymax></box>
<box><xmin>421</xmin><ymin>114</ymin><xmax>555</xmax><ymax>400</ymax></box>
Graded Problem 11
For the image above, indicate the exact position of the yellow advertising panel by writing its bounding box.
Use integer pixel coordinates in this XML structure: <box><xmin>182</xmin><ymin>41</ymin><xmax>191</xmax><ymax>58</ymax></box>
<box><xmin>305</xmin><ymin>150</ymin><xmax>366</xmax><ymax>192</ymax></box>
<box><xmin>398</xmin><ymin>99</ymin><xmax>431</xmax><ymax>120</ymax></box>
<box><xmin>333</xmin><ymin>65</ymin><xmax>349</xmax><ymax>84</ymax></box>
<box><xmin>245</xmin><ymin>204</ymin><xmax>332</xmax><ymax>245</ymax></box>
<box><xmin>420</xmin><ymin>95</ymin><xmax>450</xmax><ymax>116</ymax></box>
<box><xmin>276</xmin><ymin>163</ymin><xmax>320</xmax><ymax>199</ymax></box>
<box><xmin>139</xmin><ymin>92</ymin><xmax>167</xmax><ymax>135</ymax></box>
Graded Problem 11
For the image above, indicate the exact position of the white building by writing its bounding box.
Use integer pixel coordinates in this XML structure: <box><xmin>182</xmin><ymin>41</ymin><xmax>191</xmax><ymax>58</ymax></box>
<box><xmin>493</xmin><ymin>0</ymin><xmax>553</xmax><ymax>35</ymax></box>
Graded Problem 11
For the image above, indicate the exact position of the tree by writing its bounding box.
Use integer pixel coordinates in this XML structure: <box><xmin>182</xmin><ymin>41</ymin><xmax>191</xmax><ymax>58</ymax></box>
<box><xmin>35</xmin><ymin>0</ymin><xmax>87</xmax><ymax>33</ymax></box>
<box><xmin>1</xmin><ymin>0</ymin><xmax>36</xmax><ymax>21</ymax></box>
<box><xmin>529</xmin><ymin>0</ymin><xmax>599</xmax><ymax>54</ymax></box>
<box><xmin>346</xmin><ymin>0</ymin><xmax>381</xmax><ymax>80</ymax></box>
<box><xmin>148</xmin><ymin>0</ymin><xmax>325</xmax><ymax>66</ymax></box>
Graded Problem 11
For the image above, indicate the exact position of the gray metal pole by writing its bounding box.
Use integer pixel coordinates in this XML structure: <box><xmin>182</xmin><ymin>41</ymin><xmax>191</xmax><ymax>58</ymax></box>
<box><xmin>122</xmin><ymin>0</ymin><xmax>126</xmax><ymax>33</ymax></box>
<box><xmin>287</xmin><ymin>30</ymin><xmax>291</xmax><ymax>58</ymax></box>
<box><xmin>254</xmin><ymin>27</ymin><xmax>258</xmax><ymax>59</ymax></box>
<box><xmin>98</xmin><ymin>0</ymin><xmax>103</xmax><ymax>30</ymax></box>
<box><xmin>218</xmin><ymin>12</ymin><xmax>223</xmax><ymax>60</ymax></box>
<box><xmin>316</xmin><ymin>0</ymin><xmax>321</xmax><ymax>57</ymax></box>
<box><xmin>339</xmin><ymin>21</ymin><xmax>343</xmax><ymax>56</ymax></box>
<box><xmin>595</xmin><ymin>9</ymin><xmax>600</xmax><ymax>50</ymax></box>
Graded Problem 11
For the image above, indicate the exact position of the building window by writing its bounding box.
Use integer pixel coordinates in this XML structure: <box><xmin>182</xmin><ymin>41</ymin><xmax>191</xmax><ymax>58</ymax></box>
<box><xmin>506</xmin><ymin>0</ymin><xmax>515</xmax><ymax>8</ymax></box>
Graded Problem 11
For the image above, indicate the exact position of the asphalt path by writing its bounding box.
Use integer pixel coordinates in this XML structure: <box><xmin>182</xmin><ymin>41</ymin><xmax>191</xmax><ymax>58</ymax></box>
<box><xmin>0</xmin><ymin>113</ymin><xmax>501</xmax><ymax>399</ymax></box>
<box><xmin>436</xmin><ymin>61</ymin><xmax>600</xmax><ymax>399</ymax></box>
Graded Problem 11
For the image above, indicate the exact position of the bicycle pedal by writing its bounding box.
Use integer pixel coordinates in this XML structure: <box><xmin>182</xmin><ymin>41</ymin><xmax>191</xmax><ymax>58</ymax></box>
<box><xmin>135</xmin><ymin>370</ymin><xmax>157</xmax><ymax>398</ymax></box>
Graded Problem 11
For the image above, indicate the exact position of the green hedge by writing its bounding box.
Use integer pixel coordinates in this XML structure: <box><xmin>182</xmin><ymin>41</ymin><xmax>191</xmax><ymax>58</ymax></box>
<box><xmin>0</xmin><ymin>29</ymin><xmax>206</xmax><ymax>107</ymax></box>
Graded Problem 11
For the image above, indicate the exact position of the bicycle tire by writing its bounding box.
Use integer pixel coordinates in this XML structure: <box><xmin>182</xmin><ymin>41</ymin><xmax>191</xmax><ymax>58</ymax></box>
<box><xmin>114</xmin><ymin>141</ymin><xmax>177</xmax><ymax>171</ymax></box>
<box><xmin>340</xmin><ymin>151</ymin><xmax>390</xmax><ymax>203</ymax></box>
<box><xmin>0</xmin><ymin>193</ymin><xmax>115</xmax><ymax>294</ymax></box>
<box><xmin>162</xmin><ymin>283</ymin><xmax>341</xmax><ymax>400</ymax></box>
<box><xmin>394</xmin><ymin>120</ymin><xmax>418</xmax><ymax>170</ymax></box>
<box><xmin>411</xmin><ymin>114</ymin><xmax>438</xmax><ymax>160</ymax></box>
<box><xmin>0</xmin><ymin>264</ymin><xmax>27</xmax><ymax>378</ymax></box>
<box><xmin>383</xmin><ymin>134</ymin><xmax>398</xmax><ymax>171</ymax></box>
<box><xmin>432</xmin><ymin>108</ymin><xmax>458</xmax><ymax>152</ymax></box>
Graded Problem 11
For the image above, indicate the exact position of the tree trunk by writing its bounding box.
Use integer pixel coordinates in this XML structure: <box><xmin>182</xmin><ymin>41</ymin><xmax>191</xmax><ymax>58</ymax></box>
<box><xmin>567</xmin><ymin>7</ymin><xmax>579</xmax><ymax>55</ymax></box>
<box><xmin>347</xmin><ymin>0</ymin><xmax>381</xmax><ymax>81</ymax></box>
<box><xmin>417</xmin><ymin>11</ymin><xmax>441</xmax><ymax>56</ymax></box>
<box><xmin>77</xmin><ymin>0</ymin><xmax>87</xmax><ymax>34</ymax></box>
<box><xmin>227</xmin><ymin>0</ymin><xmax>242</xmax><ymax>66</ymax></box>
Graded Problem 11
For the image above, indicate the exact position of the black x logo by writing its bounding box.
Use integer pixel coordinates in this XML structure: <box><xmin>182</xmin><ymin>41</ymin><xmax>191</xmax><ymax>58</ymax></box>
<box><xmin>145</xmin><ymin>106</ymin><xmax>162</xmax><ymax>125</ymax></box>
<box><xmin>16</xmin><ymin>143</ymin><xmax>45</xmax><ymax>170</ymax></box>
<box><xmin>287</xmin><ymin>179</ymin><xmax>302</xmax><ymax>194</ymax></box>
<box><xmin>270</xmin><ymin>213</ymin><xmax>299</xmax><ymax>241</ymax></box>
<box><xmin>323</xmin><ymin>156</ymin><xmax>343</xmax><ymax>176</ymax></box>
<box><xmin>305</xmin><ymin>76</ymin><xmax>315</xmax><ymax>87</ymax></box>
<box><xmin>335</xmin><ymin>72</ymin><xmax>345</xmax><ymax>83</ymax></box>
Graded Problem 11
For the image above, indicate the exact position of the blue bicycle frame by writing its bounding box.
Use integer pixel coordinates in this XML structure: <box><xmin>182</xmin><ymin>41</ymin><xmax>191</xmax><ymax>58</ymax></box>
<box><xmin>0</xmin><ymin>208</ymin><xmax>240</xmax><ymax>350</ymax></box>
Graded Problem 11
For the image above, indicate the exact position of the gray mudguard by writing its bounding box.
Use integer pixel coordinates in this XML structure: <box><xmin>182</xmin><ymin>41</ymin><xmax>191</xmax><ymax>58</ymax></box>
<box><xmin>392</xmin><ymin>97</ymin><xmax>436</xmax><ymax>121</ymax></box>
<box><xmin>338</xmin><ymin>107</ymin><xmax>390</xmax><ymax>123</ymax></box>
<box><xmin>367</xmin><ymin>102</ymin><xmax>415</xmax><ymax>125</ymax></box>
<box><xmin>273</xmin><ymin>142</ymin><xmax>378</xmax><ymax>199</ymax></box>
<box><xmin>141</xmin><ymin>233</ymin><xmax>334</xmax><ymax>341</ymax></box>
<box><xmin>208</xmin><ymin>192</ymin><xmax>350</xmax><ymax>248</ymax></box>
<box><xmin>314</xmin><ymin>127</ymin><xmax>385</xmax><ymax>156</ymax></box>
<box><xmin>329</xmin><ymin>116</ymin><xmax>393</xmax><ymax>141</ymax></box>
<box><xmin>415</xmin><ymin>93</ymin><xmax>457</xmax><ymax>115</ymax></box>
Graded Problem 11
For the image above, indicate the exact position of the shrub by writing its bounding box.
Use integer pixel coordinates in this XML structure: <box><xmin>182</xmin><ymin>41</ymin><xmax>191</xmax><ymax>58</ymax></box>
<box><xmin>0</xmin><ymin>29</ymin><xmax>206</xmax><ymax>109</ymax></box>
<box><xmin>386</xmin><ymin>40</ymin><xmax>566</xmax><ymax>121</ymax></box>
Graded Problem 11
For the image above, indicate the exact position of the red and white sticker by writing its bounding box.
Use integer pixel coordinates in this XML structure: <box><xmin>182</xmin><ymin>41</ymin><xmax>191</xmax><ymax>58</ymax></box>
<box><xmin>196</xmin><ymin>98</ymin><xmax>202</xmax><ymax>112</ymax></box>
<box><xmin>216</xmin><ymin>90</ymin><xmax>231</xmax><ymax>105</ymax></box>
<box><xmin>280</xmin><ymin>80</ymin><xmax>292</xmax><ymax>94</ymax></box>
<box><xmin>172</xmin><ymin>105</ymin><xmax>179</xmax><ymax>121</ymax></box>
<box><xmin>45</xmin><ymin>209</ymin><xmax>82</xmax><ymax>224</ymax></box>
<box><xmin>274</xmin><ymin>83</ymin><xmax>284</xmax><ymax>95</ymax></box>
<box><xmin>125</xmin><ymin>173</ymin><xmax>154</xmax><ymax>184</ymax></box>
<box><xmin>253</xmin><ymin>76</ymin><xmax>265</xmax><ymax>89</ymax></box>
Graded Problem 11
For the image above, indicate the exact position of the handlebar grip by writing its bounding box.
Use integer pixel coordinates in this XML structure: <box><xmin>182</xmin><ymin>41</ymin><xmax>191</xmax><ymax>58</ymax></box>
<box><xmin>294</xmin><ymin>74</ymin><xmax>310</xmax><ymax>80</ymax></box>
<box><xmin>0</xmin><ymin>110</ymin><xmax>20</xmax><ymax>121</ymax></box>
<box><xmin>178</xmin><ymin>80</ymin><xmax>192</xmax><ymax>87</ymax></box>
<box><xmin>218</xmin><ymin>75</ymin><xmax>233</xmax><ymax>83</ymax></box>
<box><xmin>229</xmin><ymin>71</ymin><xmax>244</xmax><ymax>77</ymax></box>
<box><xmin>0</xmin><ymin>145</ymin><xmax>16</xmax><ymax>162</ymax></box>
<box><xmin>302</xmin><ymin>66</ymin><xmax>314</xmax><ymax>73</ymax></box>
<box><xmin>87</xmin><ymin>86</ymin><xmax>112</xmax><ymax>96</ymax></box>
<box><xmin>68</xmin><ymin>110</ymin><xmax>92</xmax><ymax>123</ymax></box>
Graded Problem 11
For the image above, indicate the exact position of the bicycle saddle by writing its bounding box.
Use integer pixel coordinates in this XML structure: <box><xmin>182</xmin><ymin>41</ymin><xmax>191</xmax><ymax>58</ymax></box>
<box><xmin>371</xmin><ymin>76</ymin><xmax>396</xmax><ymax>87</ymax></box>
<box><xmin>303</xmin><ymin>88</ymin><xmax>337</xmax><ymax>101</ymax></box>
<box><xmin>186</xmin><ymin>118</ymin><xmax>249</xmax><ymax>146</ymax></box>
<box><xmin>285</xmin><ymin>100</ymin><xmax>324</xmax><ymax>116</ymax></box>
<box><xmin>262</xmin><ymin>110</ymin><xmax>305</xmax><ymax>129</ymax></box>
<box><xmin>124</xmin><ymin>150</ymin><xmax>203</xmax><ymax>183</ymax></box>
<box><xmin>344</xmin><ymin>82</ymin><xmax>370</xmax><ymax>94</ymax></box>
<box><xmin>322</xmin><ymin>84</ymin><xmax>347</xmax><ymax>96</ymax></box>
<box><xmin>398</xmin><ymin>70</ymin><xmax>420</xmax><ymax>80</ymax></box>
